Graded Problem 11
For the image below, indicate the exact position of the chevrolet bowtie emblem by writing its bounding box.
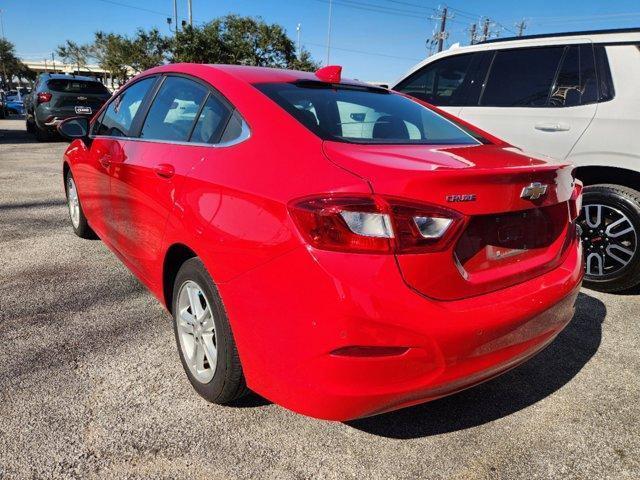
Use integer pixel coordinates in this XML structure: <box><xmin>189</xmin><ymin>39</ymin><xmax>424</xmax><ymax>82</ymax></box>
<box><xmin>521</xmin><ymin>182</ymin><xmax>548</xmax><ymax>200</ymax></box>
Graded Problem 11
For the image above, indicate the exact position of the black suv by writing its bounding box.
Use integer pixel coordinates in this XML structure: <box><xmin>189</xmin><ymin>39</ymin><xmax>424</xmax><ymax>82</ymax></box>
<box><xmin>25</xmin><ymin>74</ymin><xmax>111</xmax><ymax>141</ymax></box>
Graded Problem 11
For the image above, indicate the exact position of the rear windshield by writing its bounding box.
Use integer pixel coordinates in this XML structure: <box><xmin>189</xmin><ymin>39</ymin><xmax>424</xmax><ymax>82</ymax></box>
<box><xmin>255</xmin><ymin>81</ymin><xmax>481</xmax><ymax>145</ymax></box>
<box><xmin>47</xmin><ymin>79</ymin><xmax>110</xmax><ymax>95</ymax></box>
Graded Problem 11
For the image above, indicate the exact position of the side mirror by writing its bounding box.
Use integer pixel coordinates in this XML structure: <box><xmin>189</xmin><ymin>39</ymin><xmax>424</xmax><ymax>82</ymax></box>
<box><xmin>58</xmin><ymin>116</ymin><xmax>90</xmax><ymax>141</ymax></box>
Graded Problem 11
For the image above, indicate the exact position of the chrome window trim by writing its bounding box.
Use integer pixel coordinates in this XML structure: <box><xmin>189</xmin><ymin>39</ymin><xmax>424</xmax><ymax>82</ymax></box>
<box><xmin>88</xmin><ymin>118</ymin><xmax>251</xmax><ymax>148</ymax></box>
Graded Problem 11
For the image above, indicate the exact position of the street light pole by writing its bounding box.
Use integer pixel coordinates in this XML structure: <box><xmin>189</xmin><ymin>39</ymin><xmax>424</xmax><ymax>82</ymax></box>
<box><xmin>174</xmin><ymin>0</ymin><xmax>179</xmax><ymax>33</ymax></box>
<box><xmin>326</xmin><ymin>0</ymin><xmax>333</xmax><ymax>65</ymax></box>
<box><xmin>296</xmin><ymin>23</ymin><xmax>301</xmax><ymax>58</ymax></box>
<box><xmin>187</xmin><ymin>0</ymin><xmax>192</xmax><ymax>26</ymax></box>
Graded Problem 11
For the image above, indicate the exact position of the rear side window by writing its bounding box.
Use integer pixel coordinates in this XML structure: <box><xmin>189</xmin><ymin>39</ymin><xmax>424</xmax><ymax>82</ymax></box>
<box><xmin>47</xmin><ymin>79</ymin><xmax>110</xmax><ymax>95</ymax></box>
<box><xmin>96</xmin><ymin>77</ymin><xmax>156</xmax><ymax>137</ymax></box>
<box><xmin>594</xmin><ymin>45</ymin><xmax>615</xmax><ymax>102</ymax></box>
<box><xmin>140</xmin><ymin>76</ymin><xmax>209</xmax><ymax>142</ymax></box>
<box><xmin>480</xmin><ymin>47</ymin><xmax>565</xmax><ymax>106</ymax></box>
<box><xmin>395</xmin><ymin>54</ymin><xmax>475</xmax><ymax>106</ymax></box>
<box><xmin>190</xmin><ymin>94</ymin><xmax>232</xmax><ymax>144</ymax></box>
<box><xmin>550</xmin><ymin>45</ymin><xmax>599</xmax><ymax>107</ymax></box>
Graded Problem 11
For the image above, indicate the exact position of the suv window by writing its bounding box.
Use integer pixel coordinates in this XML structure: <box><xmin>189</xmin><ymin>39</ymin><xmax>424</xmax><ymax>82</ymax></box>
<box><xmin>480</xmin><ymin>47</ymin><xmax>565</xmax><ymax>106</ymax></box>
<box><xmin>47</xmin><ymin>79</ymin><xmax>110</xmax><ymax>95</ymax></box>
<box><xmin>96</xmin><ymin>77</ymin><xmax>156</xmax><ymax>137</ymax></box>
<box><xmin>550</xmin><ymin>45</ymin><xmax>599</xmax><ymax>107</ymax></box>
<box><xmin>395</xmin><ymin>54</ymin><xmax>475</xmax><ymax>106</ymax></box>
<box><xmin>140</xmin><ymin>76</ymin><xmax>209</xmax><ymax>142</ymax></box>
<box><xmin>594</xmin><ymin>45</ymin><xmax>615</xmax><ymax>102</ymax></box>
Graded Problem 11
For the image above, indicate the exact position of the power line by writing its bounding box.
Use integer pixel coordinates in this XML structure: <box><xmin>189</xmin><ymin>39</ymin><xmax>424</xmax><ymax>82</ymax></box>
<box><xmin>94</xmin><ymin>0</ymin><xmax>171</xmax><ymax>17</ymax></box>
<box><xmin>305</xmin><ymin>41</ymin><xmax>421</xmax><ymax>61</ymax></box>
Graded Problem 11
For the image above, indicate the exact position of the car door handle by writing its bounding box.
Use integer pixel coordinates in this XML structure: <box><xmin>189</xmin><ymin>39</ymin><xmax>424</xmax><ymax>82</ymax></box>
<box><xmin>154</xmin><ymin>163</ymin><xmax>175</xmax><ymax>179</ymax></box>
<box><xmin>534</xmin><ymin>122</ymin><xmax>571</xmax><ymax>132</ymax></box>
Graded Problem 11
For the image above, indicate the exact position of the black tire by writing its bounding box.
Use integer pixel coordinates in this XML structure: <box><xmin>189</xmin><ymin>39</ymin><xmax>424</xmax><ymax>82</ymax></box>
<box><xmin>172</xmin><ymin>258</ymin><xmax>248</xmax><ymax>404</ymax></box>
<box><xmin>26</xmin><ymin>117</ymin><xmax>35</xmax><ymax>133</ymax></box>
<box><xmin>580</xmin><ymin>184</ymin><xmax>640</xmax><ymax>292</ymax></box>
<box><xmin>64</xmin><ymin>170</ymin><xmax>96</xmax><ymax>239</ymax></box>
<box><xmin>35</xmin><ymin>124</ymin><xmax>51</xmax><ymax>142</ymax></box>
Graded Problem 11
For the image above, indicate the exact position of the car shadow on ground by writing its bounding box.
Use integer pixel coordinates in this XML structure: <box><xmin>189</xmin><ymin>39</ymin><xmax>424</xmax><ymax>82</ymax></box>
<box><xmin>0</xmin><ymin>119</ymin><xmax>66</xmax><ymax>145</ymax></box>
<box><xmin>346</xmin><ymin>292</ymin><xmax>605</xmax><ymax>439</ymax></box>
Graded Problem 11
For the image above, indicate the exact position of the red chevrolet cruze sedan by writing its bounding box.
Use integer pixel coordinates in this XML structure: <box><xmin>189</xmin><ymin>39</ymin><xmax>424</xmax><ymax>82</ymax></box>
<box><xmin>59</xmin><ymin>63</ymin><xmax>583</xmax><ymax>421</ymax></box>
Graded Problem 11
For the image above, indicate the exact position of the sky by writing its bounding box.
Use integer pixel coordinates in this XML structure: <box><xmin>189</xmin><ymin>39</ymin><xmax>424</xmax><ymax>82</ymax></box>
<box><xmin>4</xmin><ymin>0</ymin><xmax>640</xmax><ymax>83</ymax></box>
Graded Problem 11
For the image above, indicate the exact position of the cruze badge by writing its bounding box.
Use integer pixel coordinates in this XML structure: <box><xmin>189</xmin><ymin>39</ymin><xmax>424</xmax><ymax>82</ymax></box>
<box><xmin>446</xmin><ymin>194</ymin><xmax>476</xmax><ymax>203</ymax></box>
<box><xmin>521</xmin><ymin>182</ymin><xmax>548</xmax><ymax>200</ymax></box>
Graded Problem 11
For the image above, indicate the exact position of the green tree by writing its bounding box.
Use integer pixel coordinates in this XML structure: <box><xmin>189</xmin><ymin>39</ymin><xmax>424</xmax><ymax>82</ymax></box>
<box><xmin>289</xmin><ymin>48</ymin><xmax>321</xmax><ymax>72</ymax></box>
<box><xmin>0</xmin><ymin>38</ymin><xmax>32</xmax><ymax>88</ymax></box>
<box><xmin>172</xmin><ymin>22</ymin><xmax>228</xmax><ymax>64</ymax></box>
<box><xmin>128</xmin><ymin>28</ymin><xmax>169</xmax><ymax>73</ymax></box>
<box><xmin>56</xmin><ymin>40</ymin><xmax>90</xmax><ymax>73</ymax></box>
<box><xmin>170</xmin><ymin>15</ymin><xmax>320</xmax><ymax>71</ymax></box>
<box><xmin>92</xmin><ymin>31</ymin><xmax>130</xmax><ymax>84</ymax></box>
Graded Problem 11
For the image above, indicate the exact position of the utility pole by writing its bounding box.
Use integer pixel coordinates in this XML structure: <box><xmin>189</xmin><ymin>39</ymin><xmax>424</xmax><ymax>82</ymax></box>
<box><xmin>432</xmin><ymin>6</ymin><xmax>453</xmax><ymax>53</ymax></box>
<box><xmin>469</xmin><ymin>23</ymin><xmax>478</xmax><ymax>45</ymax></box>
<box><xmin>326</xmin><ymin>0</ymin><xmax>333</xmax><ymax>65</ymax></box>
<box><xmin>296</xmin><ymin>23</ymin><xmax>302</xmax><ymax>58</ymax></box>
<box><xmin>0</xmin><ymin>9</ymin><xmax>7</xmax><ymax>89</ymax></box>
<box><xmin>173</xmin><ymin>0</ymin><xmax>179</xmax><ymax>33</ymax></box>
<box><xmin>187</xmin><ymin>0</ymin><xmax>193</xmax><ymax>26</ymax></box>
<box><xmin>516</xmin><ymin>19</ymin><xmax>527</xmax><ymax>37</ymax></box>
<box><xmin>480</xmin><ymin>17</ymin><xmax>491</xmax><ymax>42</ymax></box>
<box><xmin>51</xmin><ymin>52</ymin><xmax>56</xmax><ymax>72</ymax></box>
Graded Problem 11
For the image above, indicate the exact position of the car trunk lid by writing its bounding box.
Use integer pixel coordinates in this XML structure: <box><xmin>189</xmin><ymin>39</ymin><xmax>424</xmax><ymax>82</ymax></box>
<box><xmin>323</xmin><ymin>141</ymin><xmax>577</xmax><ymax>300</ymax></box>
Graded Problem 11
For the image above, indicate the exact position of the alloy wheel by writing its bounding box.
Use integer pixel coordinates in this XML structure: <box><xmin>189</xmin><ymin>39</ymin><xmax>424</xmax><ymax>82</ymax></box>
<box><xmin>579</xmin><ymin>203</ymin><xmax>638</xmax><ymax>278</ymax></box>
<box><xmin>176</xmin><ymin>280</ymin><xmax>218</xmax><ymax>384</ymax></box>
<box><xmin>67</xmin><ymin>176</ymin><xmax>81</xmax><ymax>229</ymax></box>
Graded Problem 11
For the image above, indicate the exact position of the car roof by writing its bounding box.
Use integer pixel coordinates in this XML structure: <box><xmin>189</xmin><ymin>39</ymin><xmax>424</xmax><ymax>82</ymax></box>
<box><xmin>141</xmin><ymin>63</ymin><xmax>374</xmax><ymax>88</ymax></box>
<box><xmin>393</xmin><ymin>27</ymin><xmax>640</xmax><ymax>87</ymax></box>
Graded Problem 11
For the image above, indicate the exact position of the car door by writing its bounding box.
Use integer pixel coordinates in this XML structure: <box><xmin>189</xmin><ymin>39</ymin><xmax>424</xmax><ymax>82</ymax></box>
<box><xmin>109</xmin><ymin>75</ymin><xmax>226</xmax><ymax>284</ymax></box>
<box><xmin>458</xmin><ymin>44</ymin><xmax>598</xmax><ymax>160</ymax></box>
<box><xmin>79</xmin><ymin>76</ymin><xmax>158</xmax><ymax>239</ymax></box>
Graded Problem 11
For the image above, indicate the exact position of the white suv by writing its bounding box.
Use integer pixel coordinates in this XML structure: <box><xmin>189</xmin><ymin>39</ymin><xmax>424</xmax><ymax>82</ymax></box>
<box><xmin>394</xmin><ymin>28</ymin><xmax>640</xmax><ymax>292</ymax></box>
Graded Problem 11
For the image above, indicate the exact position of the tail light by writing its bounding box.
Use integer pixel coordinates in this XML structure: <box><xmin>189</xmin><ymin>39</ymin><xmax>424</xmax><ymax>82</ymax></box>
<box><xmin>569</xmin><ymin>181</ymin><xmax>583</xmax><ymax>221</ymax></box>
<box><xmin>288</xmin><ymin>194</ymin><xmax>464</xmax><ymax>254</ymax></box>
<box><xmin>37</xmin><ymin>92</ymin><xmax>52</xmax><ymax>104</ymax></box>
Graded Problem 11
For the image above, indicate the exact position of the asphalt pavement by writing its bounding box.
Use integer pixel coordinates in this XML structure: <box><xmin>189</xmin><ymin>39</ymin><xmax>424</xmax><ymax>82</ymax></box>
<box><xmin>0</xmin><ymin>118</ymin><xmax>638</xmax><ymax>479</ymax></box>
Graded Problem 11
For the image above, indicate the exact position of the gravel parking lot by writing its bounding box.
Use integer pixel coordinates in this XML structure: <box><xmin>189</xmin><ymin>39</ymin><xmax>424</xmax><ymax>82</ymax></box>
<box><xmin>0</xmin><ymin>117</ymin><xmax>638</xmax><ymax>480</ymax></box>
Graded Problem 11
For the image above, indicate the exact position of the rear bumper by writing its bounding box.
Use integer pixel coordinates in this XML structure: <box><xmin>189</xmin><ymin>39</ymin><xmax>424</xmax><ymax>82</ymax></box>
<box><xmin>218</xmin><ymin>234</ymin><xmax>583</xmax><ymax>421</ymax></box>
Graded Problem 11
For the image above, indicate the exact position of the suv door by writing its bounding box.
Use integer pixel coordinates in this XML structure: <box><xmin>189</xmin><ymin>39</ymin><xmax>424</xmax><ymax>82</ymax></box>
<box><xmin>82</xmin><ymin>76</ymin><xmax>157</xmax><ymax>239</ymax></box>
<box><xmin>109</xmin><ymin>75</ymin><xmax>232</xmax><ymax>284</ymax></box>
<box><xmin>457</xmin><ymin>44</ymin><xmax>598</xmax><ymax>160</ymax></box>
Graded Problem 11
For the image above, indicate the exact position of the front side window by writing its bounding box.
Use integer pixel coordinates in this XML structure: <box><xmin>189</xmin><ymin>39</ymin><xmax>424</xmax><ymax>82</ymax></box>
<box><xmin>256</xmin><ymin>82</ymin><xmax>481</xmax><ymax>145</ymax></box>
<box><xmin>97</xmin><ymin>77</ymin><xmax>156</xmax><ymax>137</ymax></box>
<box><xmin>480</xmin><ymin>47</ymin><xmax>564</xmax><ymax>107</ymax></box>
<box><xmin>140</xmin><ymin>76</ymin><xmax>209</xmax><ymax>142</ymax></box>
<box><xmin>395</xmin><ymin>54</ymin><xmax>475</xmax><ymax>106</ymax></box>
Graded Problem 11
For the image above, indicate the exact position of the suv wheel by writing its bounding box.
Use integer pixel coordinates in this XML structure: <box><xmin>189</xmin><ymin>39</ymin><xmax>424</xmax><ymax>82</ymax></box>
<box><xmin>26</xmin><ymin>117</ymin><xmax>35</xmax><ymax>133</ymax></box>
<box><xmin>172</xmin><ymin>258</ymin><xmax>249</xmax><ymax>404</ymax></box>
<box><xmin>579</xmin><ymin>184</ymin><xmax>640</xmax><ymax>292</ymax></box>
<box><xmin>35</xmin><ymin>124</ymin><xmax>51</xmax><ymax>142</ymax></box>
